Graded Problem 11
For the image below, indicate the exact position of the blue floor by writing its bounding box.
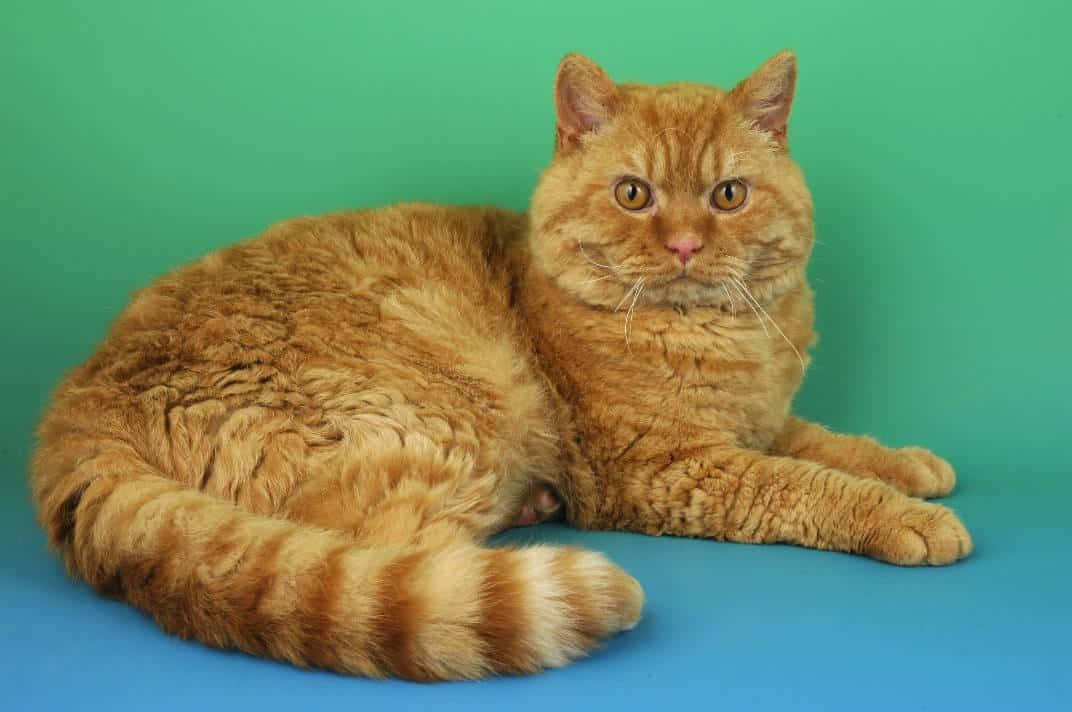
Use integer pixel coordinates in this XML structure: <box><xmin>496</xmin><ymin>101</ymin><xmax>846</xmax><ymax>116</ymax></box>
<box><xmin>3</xmin><ymin>474</ymin><xmax>1068</xmax><ymax>711</ymax></box>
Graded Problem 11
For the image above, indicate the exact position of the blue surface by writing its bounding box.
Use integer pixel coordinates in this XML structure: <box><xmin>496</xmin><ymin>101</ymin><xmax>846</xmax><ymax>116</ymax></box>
<box><xmin>3</xmin><ymin>479</ymin><xmax>1068</xmax><ymax>711</ymax></box>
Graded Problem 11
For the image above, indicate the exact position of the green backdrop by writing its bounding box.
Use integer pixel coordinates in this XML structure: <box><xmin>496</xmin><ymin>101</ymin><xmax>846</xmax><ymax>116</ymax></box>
<box><xmin>2</xmin><ymin>2</ymin><xmax>1069</xmax><ymax>710</ymax></box>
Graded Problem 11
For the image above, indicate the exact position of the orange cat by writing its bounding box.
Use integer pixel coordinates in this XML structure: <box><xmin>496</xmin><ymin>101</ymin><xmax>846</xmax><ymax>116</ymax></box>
<box><xmin>31</xmin><ymin>51</ymin><xmax>971</xmax><ymax>680</ymax></box>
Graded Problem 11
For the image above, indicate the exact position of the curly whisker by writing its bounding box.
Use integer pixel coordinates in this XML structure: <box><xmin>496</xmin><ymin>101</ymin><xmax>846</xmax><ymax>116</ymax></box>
<box><xmin>576</xmin><ymin>239</ymin><xmax>618</xmax><ymax>272</ymax></box>
<box><xmin>729</xmin><ymin>279</ymin><xmax>769</xmax><ymax>338</ymax></box>
<box><xmin>730</xmin><ymin>276</ymin><xmax>805</xmax><ymax>373</ymax></box>
<box><xmin>579</xmin><ymin>274</ymin><xmax>615</xmax><ymax>286</ymax></box>
<box><xmin>624</xmin><ymin>278</ymin><xmax>646</xmax><ymax>349</ymax></box>
<box><xmin>722</xmin><ymin>283</ymin><xmax>736</xmax><ymax>320</ymax></box>
<box><xmin>614</xmin><ymin>277</ymin><xmax>643</xmax><ymax>313</ymax></box>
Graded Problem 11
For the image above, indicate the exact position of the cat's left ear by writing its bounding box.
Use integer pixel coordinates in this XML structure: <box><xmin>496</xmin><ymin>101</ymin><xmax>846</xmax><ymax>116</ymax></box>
<box><xmin>730</xmin><ymin>50</ymin><xmax>798</xmax><ymax>147</ymax></box>
<box><xmin>554</xmin><ymin>54</ymin><xmax>622</xmax><ymax>152</ymax></box>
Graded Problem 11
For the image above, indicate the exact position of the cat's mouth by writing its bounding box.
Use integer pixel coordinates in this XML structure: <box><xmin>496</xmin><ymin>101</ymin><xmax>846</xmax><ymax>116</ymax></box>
<box><xmin>656</xmin><ymin>270</ymin><xmax>739</xmax><ymax>290</ymax></box>
<box><xmin>638</xmin><ymin>261</ymin><xmax>803</xmax><ymax>310</ymax></box>
<box><xmin>629</xmin><ymin>271</ymin><xmax>736</xmax><ymax>309</ymax></box>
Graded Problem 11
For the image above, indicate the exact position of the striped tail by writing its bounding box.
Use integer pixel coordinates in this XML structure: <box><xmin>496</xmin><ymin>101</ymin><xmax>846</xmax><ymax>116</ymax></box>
<box><xmin>32</xmin><ymin>444</ymin><xmax>644</xmax><ymax>680</ymax></box>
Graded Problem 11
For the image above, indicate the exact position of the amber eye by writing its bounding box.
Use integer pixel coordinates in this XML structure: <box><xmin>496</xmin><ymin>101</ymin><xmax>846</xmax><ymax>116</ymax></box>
<box><xmin>614</xmin><ymin>178</ymin><xmax>652</xmax><ymax>211</ymax></box>
<box><xmin>711</xmin><ymin>179</ymin><xmax>748</xmax><ymax>211</ymax></box>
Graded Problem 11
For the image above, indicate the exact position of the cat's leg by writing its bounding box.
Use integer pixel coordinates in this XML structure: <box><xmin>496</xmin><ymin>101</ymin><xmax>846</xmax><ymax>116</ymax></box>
<box><xmin>577</xmin><ymin>448</ymin><xmax>971</xmax><ymax>566</ymax></box>
<box><xmin>278</xmin><ymin>429</ymin><xmax>567</xmax><ymax>540</ymax></box>
<box><xmin>770</xmin><ymin>416</ymin><xmax>956</xmax><ymax>498</ymax></box>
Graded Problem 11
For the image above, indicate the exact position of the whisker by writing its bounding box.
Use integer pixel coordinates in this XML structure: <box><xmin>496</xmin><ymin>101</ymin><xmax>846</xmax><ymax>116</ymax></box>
<box><xmin>730</xmin><ymin>280</ymin><xmax>769</xmax><ymax>338</ymax></box>
<box><xmin>579</xmin><ymin>274</ymin><xmax>615</xmax><ymax>286</ymax></box>
<box><xmin>722</xmin><ymin>283</ymin><xmax>736</xmax><ymax>320</ymax></box>
<box><xmin>614</xmin><ymin>277</ymin><xmax>643</xmax><ymax>313</ymax></box>
<box><xmin>624</xmin><ymin>278</ymin><xmax>646</xmax><ymax>348</ymax></box>
<box><xmin>576</xmin><ymin>239</ymin><xmax>618</xmax><ymax>271</ymax></box>
<box><xmin>731</xmin><ymin>277</ymin><xmax>805</xmax><ymax>373</ymax></box>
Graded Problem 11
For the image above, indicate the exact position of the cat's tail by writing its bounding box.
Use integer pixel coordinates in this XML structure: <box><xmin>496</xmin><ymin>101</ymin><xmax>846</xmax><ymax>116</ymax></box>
<box><xmin>32</xmin><ymin>443</ymin><xmax>643</xmax><ymax>680</ymax></box>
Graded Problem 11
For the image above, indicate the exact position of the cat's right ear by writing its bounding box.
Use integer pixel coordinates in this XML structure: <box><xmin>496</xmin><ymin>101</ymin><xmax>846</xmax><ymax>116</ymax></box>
<box><xmin>729</xmin><ymin>50</ymin><xmax>798</xmax><ymax>147</ymax></box>
<box><xmin>554</xmin><ymin>54</ymin><xmax>621</xmax><ymax>152</ymax></box>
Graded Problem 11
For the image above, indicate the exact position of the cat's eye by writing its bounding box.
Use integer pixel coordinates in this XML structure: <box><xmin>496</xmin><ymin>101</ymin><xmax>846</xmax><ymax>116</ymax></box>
<box><xmin>711</xmin><ymin>179</ymin><xmax>748</xmax><ymax>211</ymax></box>
<box><xmin>614</xmin><ymin>178</ymin><xmax>652</xmax><ymax>211</ymax></box>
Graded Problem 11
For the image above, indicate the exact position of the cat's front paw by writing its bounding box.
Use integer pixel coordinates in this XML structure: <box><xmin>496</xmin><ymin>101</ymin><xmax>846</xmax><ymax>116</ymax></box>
<box><xmin>862</xmin><ymin>499</ymin><xmax>972</xmax><ymax>566</ymax></box>
<box><xmin>897</xmin><ymin>447</ymin><xmax>957</xmax><ymax>498</ymax></box>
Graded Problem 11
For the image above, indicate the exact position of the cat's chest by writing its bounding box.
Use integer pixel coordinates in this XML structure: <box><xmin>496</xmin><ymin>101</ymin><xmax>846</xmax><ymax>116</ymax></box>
<box><xmin>575</xmin><ymin>305</ymin><xmax>811</xmax><ymax>458</ymax></box>
<box><xmin>662</xmin><ymin>322</ymin><xmax>798</xmax><ymax>433</ymax></box>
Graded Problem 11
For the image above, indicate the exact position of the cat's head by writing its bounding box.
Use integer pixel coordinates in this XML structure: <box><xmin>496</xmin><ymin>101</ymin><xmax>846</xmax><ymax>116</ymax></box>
<box><xmin>529</xmin><ymin>51</ymin><xmax>814</xmax><ymax>310</ymax></box>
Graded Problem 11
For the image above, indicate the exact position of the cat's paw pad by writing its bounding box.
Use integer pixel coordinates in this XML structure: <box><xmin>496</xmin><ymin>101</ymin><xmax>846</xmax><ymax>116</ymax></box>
<box><xmin>898</xmin><ymin>447</ymin><xmax>956</xmax><ymax>497</ymax></box>
<box><xmin>516</xmin><ymin>483</ymin><xmax>563</xmax><ymax>527</ymax></box>
<box><xmin>864</xmin><ymin>500</ymin><xmax>972</xmax><ymax>566</ymax></box>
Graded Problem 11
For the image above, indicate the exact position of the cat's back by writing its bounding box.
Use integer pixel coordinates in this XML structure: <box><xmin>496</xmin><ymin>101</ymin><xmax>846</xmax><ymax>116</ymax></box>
<box><xmin>39</xmin><ymin>203</ymin><xmax>537</xmax><ymax>471</ymax></box>
<box><xmin>61</xmin><ymin>204</ymin><xmax>525</xmax><ymax>384</ymax></box>
<box><xmin>245</xmin><ymin>203</ymin><xmax>526</xmax><ymax>292</ymax></box>
<box><xmin>136</xmin><ymin>203</ymin><xmax>524</xmax><ymax>325</ymax></box>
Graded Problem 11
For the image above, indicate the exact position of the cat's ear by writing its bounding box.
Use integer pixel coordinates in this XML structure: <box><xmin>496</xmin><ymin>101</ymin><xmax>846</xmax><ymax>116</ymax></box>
<box><xmin>730</xmin><ymin>50</ymin><xmax>798</xmax><ymax>147</ymax></box>
<box><xmin>554</xmin><ymin>54</ymin><xmax>622</xmax><ymax>152</ymax></box>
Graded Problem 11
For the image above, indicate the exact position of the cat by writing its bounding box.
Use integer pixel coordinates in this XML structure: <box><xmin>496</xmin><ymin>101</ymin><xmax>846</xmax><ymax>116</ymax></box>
<box><xmin>31</xmin><ymin>50</ymin><xmax>972</xmax><ymax>681</ymax></box>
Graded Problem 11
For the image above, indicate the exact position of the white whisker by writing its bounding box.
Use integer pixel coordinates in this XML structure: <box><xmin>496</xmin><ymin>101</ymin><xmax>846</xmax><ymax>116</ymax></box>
<box><xmin>624</xmin><ymin>278</ymin><xmax>646</xmax><ymax>348</ymax></box>
<box><xmin>722</xmin><ymin>283</ymin><xmax>736</xmax><ymax>320</ymax></box>
<box><xmin>731</xmin><ymin>277</ymin><xmax>805</xmax><ymax>373</ymax></box>
<box><xmin>576</xmin><ymin>239</ymin><xmax>617</xmax><ymax>271</ymax></box>
<box><xmin>614</xmin><ymin>278</ymin><xmax>643</xmax><ymax>313</ymax></box>
<box><xmin>729</xmin><ymin>280</ymin><xmax>769</xmax><ymax>338</ymax></box>
<box><xmin>579</xmin><ymin>274</ymin><xmax>614</xmax><ymax>286</ymax></box>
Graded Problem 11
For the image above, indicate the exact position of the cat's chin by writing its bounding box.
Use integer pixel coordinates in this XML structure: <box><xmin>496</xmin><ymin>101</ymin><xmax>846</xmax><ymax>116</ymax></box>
<box><xmin>555</xmin><ymin>267</ymin><xmax>802</xmax><ymax>312</ymax></box>
<box><xmin>645</xmin><ymin>268</ymin><xmax>806</xmax><ymax>311</ymax></box>
<box><xmin>641</xmin><ymin>276</ymin><xmax>733</xmax><ymax>310</ymax></box>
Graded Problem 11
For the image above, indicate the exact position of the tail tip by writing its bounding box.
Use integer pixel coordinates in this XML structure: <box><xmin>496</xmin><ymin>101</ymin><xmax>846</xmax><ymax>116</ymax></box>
<box><xmin>618</xmin><ymin>573</ymin><xmax>645</xmax><ymax>631</ymax></box>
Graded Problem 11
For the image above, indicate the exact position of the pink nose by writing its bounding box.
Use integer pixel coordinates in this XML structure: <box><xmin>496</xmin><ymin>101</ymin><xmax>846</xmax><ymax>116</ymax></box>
<box><xmin>667</xmin><ymin>237</ymin><xmax>702</xmax><ymax>264</ymax></box>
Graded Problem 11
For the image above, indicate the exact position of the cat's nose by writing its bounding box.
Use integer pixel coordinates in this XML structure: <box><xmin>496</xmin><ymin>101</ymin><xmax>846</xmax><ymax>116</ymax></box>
<box><xmin>666</xmin><ymin>236</ymin><xmax>702</xmax><ymax>264</ymax></box>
